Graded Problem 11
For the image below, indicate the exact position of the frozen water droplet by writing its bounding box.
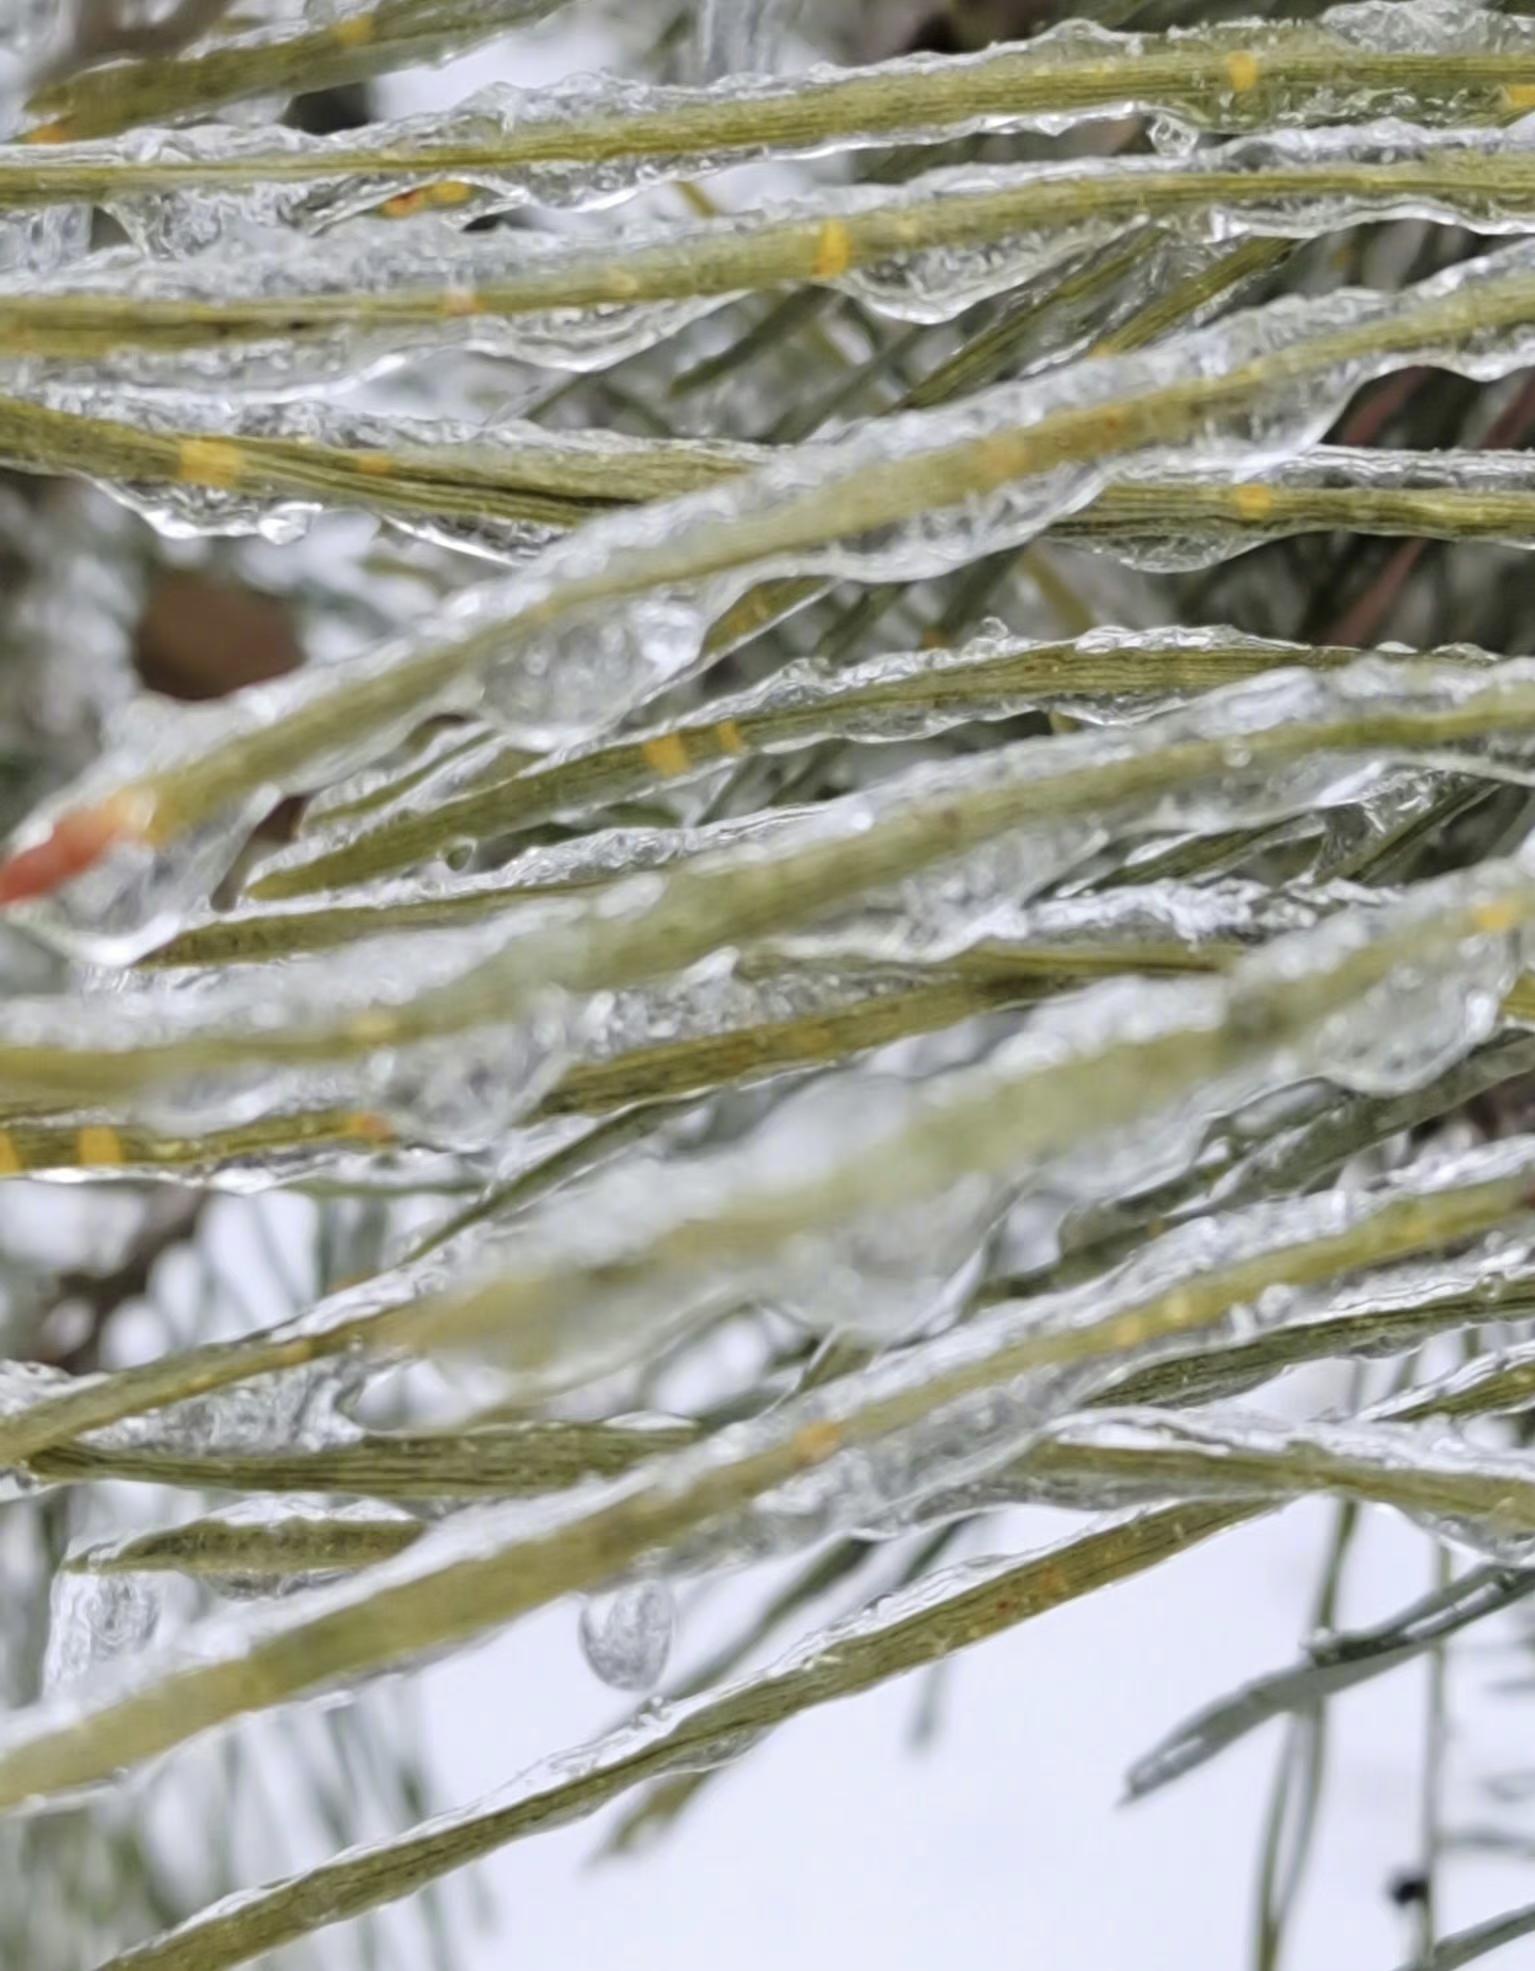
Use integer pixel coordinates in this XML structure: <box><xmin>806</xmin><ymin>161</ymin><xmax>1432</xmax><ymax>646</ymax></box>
<box><xmin>578</xmin><ymin>1582</ymin><xmax>676</xmax><ymax>1692</ymax></box>
<box><xmin>43</xmin><ymin>1567</ymin><xmax>159</xmax><ymax>1694</ymax></box>
<box><xmin>0</xmin><ymin>1359</ymin><xmax>74</xmax><ymax>1416</ymax></box>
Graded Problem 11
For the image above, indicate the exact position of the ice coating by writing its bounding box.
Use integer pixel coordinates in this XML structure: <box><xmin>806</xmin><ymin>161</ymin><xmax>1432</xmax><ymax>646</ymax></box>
<box><xmin>0</xmin><ymin>1132</ymin><xmax>1532</xmax><ymax>1818</ymax></box>
<box><xmin>4</xmin><ymin>878</ymin><xmax>1377</xmax><ymax>1191</ymax></box>
<box><xmin>42</xmin><ymin>1568</ymin><xmax>160</xmax><ymax>1696</ymax></box>
<box><xmin>34</xmin><ymin>393</ymin><xmax>1535</xmax><ymax>583</ymax></box>
<box><xmin>0</xmin><ymin>216</ymin><xmax>727</xmax><ymax>387</ymax></box>
<box><xmin>374</xmin><ymin>1087</ymin><xmax>1535</xmax><ymax>1395</ymax></box>
<box><xmin>9</xmin><ymin>1</ymin><xmax>1535</xmax><ymax>244</ymax></box>
<box><xmin>0</xmin><ymin>859</ymin><xmax>1525</xmax><ymax>1498</ymax></box>
<box><xmin>18</xmin><ymin>0</ymin><xmax>1535</xmax><ymax>1953</ymax></box>
<box><xmin>236</xmin><ymin>624</ymin><xmax>1498</xmax><ymax>895</ymax></box>
<box><xmin>0</xmin><ymin>903</ymin><xmax>585</xmax><ymax>1140</ymax></box>
<box><xmin>0</xmin><ymin>643</ymin><xmax>1527</xmax><ymax>1167</ymax></box>
<box><xmin>67</xmin><ymin>1500</ymin><xmax>423</xmax><ymax>1592</ymax></box>
<box><xmin>771</xmin><ymin>874</ymin><xmax>1380</xmax><ymax>975</ymax></box>
<box><xmin>0</xmin><ymin>650</ymin><xmax>1532</xmax><ymax>1119</ymax></box>
<box><xmin>151</xmin><ymin>756</ymin><xmax>1426</xmax><ymax>978</ymax></box>
<box><xmin>20</xmin><ymin>227</ymin><xmax>1535</xmax><ymax>959</ymax></box>
<box><xmin>16</xmin><ymin>0</ymin><xmax>577</xmax><ymax>143</ymax></box>
<box><xmin>215</xmin><ymin>649</ymin><xmax>1535</xmax><ymax>979</ymax></box>
<box><xmin>1030</xmin><ymin>1406</ymin><xmax>1535</xmax><ymax>1562</ymax></box>
<box><xmin>1067</xmin><ymin>445</ymin><xmax>1535</xmax><ymax>568</ymax></box>
<box><xmin>0</xmin><ymin>199</ymin><xmax>89</xmax><ymax>279</ymax></box>
<box><xmin>228</xmin><ymin>829</ymin><xmax>1376</xmax><ymax>980</ymax></box>
<box><xmin>0</xmin><ymin>568</ymin><xmax>739</xmax><ymax>958</ymax></box>
<box><xmin>0</xmin><ymin>377</ymin><xmax>753</xmax><ymax>554</ymax></box>
<box><xmin>33</xmin><ymin>1515</ymin><xmax>1215</xmax><ymax>1971</ymax></box>
<box><xmin>30</xmin><ymin>122</ymin><xmax>1535</xmax><ymax>388</ymax></box>
<box><xmin>99</xmin><ymin>873</ymin><xmax>1535</xmax><ymax>1404</ymax></box>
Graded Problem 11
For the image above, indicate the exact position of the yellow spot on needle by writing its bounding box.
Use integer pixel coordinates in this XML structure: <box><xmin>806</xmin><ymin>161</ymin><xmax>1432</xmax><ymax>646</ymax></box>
<box><xmin>331</xmin><ymin>13</ymin><xmax>376</xmax><ymax>48</ymax></box>
<box><xmin>792</xmin><ymin>1421</ymin><xmax>843</xmax><ymax>1465</ymax></box>
<box><xmin>1232</xmin><ymin>484</ymin><xmax>1275</xmax><ymax>521</ymax></box>
<box><xmin>0</xmin><ymin>1134</ymin><xmax>22</xmax><ymax>1177</ymax></box>
<box><xmin>1505</xmin><ymin>84</ymin><xmax>1535</xmax><ymax>111</ymax></box>
<box><xmin>382</xmin><ymin>182</ymin><xmax>469</xmax><ymax>220</ymax></box>
<box><xmin>714</xmin><ymin>719</ymin><xmax>748</xmax><ymax>757</ymax></box>
<box><xmin>346</xmin><ymin>1111</ymin><xmax>397</xmax><ymax>1146</ymax></box>
<box><xmin>177</xmin><ymin>439</ymin><xmax>246</xmax><ymax>490</ymax></box>
<box><xmin>104</xmin><ymin>785</ymin><xmax>165</xmax><ymax>848</ymax></box>
<box><xmin>1225</xmin><ymin>51</ymin><xmax>1261</xmax><ymax>93</ymax></box>
<box><xmin>76</xmin><ymin>1125</ymin><xmax>125</xmax><ymax>1168</ymax></box>
<box><xmin>1473</xmin><ymin>900</ymin><xmax>1526</xmax><ymax>935</ymax></box>
<box><xmin>976</xmin><ymin>433</ymin><xmax>1031</xmax><ymax>488</ymax></box>
<box><xmin>811</xmin><ymin>220</ymin><xmax>853</xmax><ymax>280</ymax></box>
<box><xmin>349</xmin><ymin>1010</ymin><xmax>400</xmax><ymax>1044</ymax></box>
<box><xmin>642</xmin><ymin>733</ymin><xmax>692</xmax><ymax>778</ymax></box>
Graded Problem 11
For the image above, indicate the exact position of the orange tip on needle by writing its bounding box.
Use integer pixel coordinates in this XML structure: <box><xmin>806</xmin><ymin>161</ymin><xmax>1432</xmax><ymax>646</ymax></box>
<box><xmin>0</xmin><ymin>790</ymin><xmax>156</xmax><ymax>907</ymax></box>
<box><xmin>345</xmin><ymin>1111</ymin><xmax>398</xmax><ymax>1146</ymax></box>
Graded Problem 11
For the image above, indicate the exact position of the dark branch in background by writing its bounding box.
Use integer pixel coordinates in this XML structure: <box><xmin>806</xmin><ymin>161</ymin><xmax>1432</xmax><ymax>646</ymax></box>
<box><xmin>44</xmin><ymin>1192</ymin><xmax>208</xmax><ymax>1375</ymax></box>
<box><xmin>32</xmin><ymin>0</ymin><xmax>240</xmax><ymax>90</ymax></box>
<box><xmin>1326</xmin><ymin>371</ymin><xmax>1535</xmax><ymax>646</ymax></box>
